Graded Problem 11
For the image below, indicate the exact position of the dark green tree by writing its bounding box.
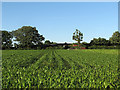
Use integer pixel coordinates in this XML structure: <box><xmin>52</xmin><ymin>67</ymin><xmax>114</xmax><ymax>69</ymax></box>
<box><xmin>82</xmin><ymin>42</ymin><xmax>90</xmax><ymax>48</ymax></box>
<box><xmin>14</xmin><ymin>43</ymin><xmax>19</xmax><ymax>49</ymax></box>
<box><xmin>90</xmin><ymin>37</ymin><xmax>110</xmax><ymax>46</ymax></box>
<box><xmin>73</xmin><ymin>29</ymin><xmax>83</xmax><ymax>46</ymax></box>
<box><xmin>2</xmin><ymin>31</ymin><xmax>13</xmax><ymax>49</ymax></box>
<box><xmin>109</xmin><ymin>31</ymin><xmax>120</xmax><ymax>45</ymax></box>
<box><xmin>12</xmin><ymin>26</ymin><xmax>45</xmax><ymax>49</ymax></box>
<box><xmin>45</xmin><ymin>40</ymin><xmax>51</xmax><ymax>45</ymax></box>
<box><xmin>0</xmin><ymin>31</ymin><xmax>2</xmax><ymax>50</ymax></box>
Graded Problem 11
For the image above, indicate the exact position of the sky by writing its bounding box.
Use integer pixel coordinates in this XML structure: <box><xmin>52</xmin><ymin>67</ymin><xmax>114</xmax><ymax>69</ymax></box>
<box><xmin>2</xmin><ymin>2</ymin><xmax>118</xmax><ymax>43</ymax></box>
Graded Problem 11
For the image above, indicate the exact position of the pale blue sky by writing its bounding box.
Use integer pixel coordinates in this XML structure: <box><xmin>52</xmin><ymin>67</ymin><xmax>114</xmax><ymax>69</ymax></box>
<box><xmin>2</xmin><ymin>2</ymin><xmax>118</xmax><ymax>43</ymax></box>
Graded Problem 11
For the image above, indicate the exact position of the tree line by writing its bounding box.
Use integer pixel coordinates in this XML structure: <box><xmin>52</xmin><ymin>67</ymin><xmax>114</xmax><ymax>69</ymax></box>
<box><xmin>72</xmin><ymin>29</ymin><xmax>120</xmax><ymax>49</ymax></box>
<box><xmin>1</xmin><ymin>26</ymin><xmax>120</xmax><ymax>50</ymax></box>
<box><xmin>1</xmin><ymin>26</ymin><xmax>45</xmax><ymax>50</ymax></box>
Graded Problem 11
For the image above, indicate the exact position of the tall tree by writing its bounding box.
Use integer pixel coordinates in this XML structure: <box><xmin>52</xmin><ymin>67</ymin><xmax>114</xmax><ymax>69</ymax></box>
<box><xmin>109</xmin><ymin>31</ymin><xmax>120</xmax><ymax>45</ymax></box>
<box><xmin>73</xmin><ymin>29</ymin><xmax>83</xmax><ymax>46</ymax></box>
<box><xmin>2</xmin><ymin>31</ymin><xmax>13</xmax><ymax>49</ymax></box>
<box><xmin>12</xmin><ymin>26</ymin><xmax>45</xmax><ymax>49</ymax></box>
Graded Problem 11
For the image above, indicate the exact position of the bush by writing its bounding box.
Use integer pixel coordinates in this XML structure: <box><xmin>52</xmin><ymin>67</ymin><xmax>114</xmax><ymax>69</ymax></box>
<box><xmin>45</xmin><ymin>46</ymin><xmax>64</xmax><ymax>49</ymax></box>
<box><xmin>69</xmin><ymin>46</ymin><xmax>86</xmax><ymax>49</ymax></box>
<box><xmin>46</xmin><ymin>46</ymin><xmax>54</xmax><ymax>49</ymax></box>
<box><xmin>88</xmin><ymin>45</ymin><xmax>119</xmax><ymax>49</ymax></box>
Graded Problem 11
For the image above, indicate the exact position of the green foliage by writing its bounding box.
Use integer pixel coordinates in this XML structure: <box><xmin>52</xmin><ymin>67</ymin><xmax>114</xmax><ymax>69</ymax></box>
<box><xmin>81</xmin><ymin>42</ymin><xmax>90</xmax><ymax>48</ymax></box>
<box><xmin>2</xmin><ymin>49</ymin><xmax>119</xmax><ymax>88</ymax></box>
<box><xmin>46</xmin><ymin>46</ymin><xmax>54</xmax><ymax>49</ymax></box>
<box><xmin>73</xmin><ymin>29</ymin><xmax>83</xmax><ymax>45</ymax></box>
<box><xmin>90</xmin><ymin>37</ymin><xmax>110</xmax><ymax>46</ymax></box>
<box><xmin>46</xmin><ymin>46</ymin><xmax>64</xmax><ymax>49</ymax></box>
<box><xmin>88</xmin><ymin>45</ymin><xmax>119</xmax><ymax>49</ymax></box>
<box><xmin>12</xmin><ymin>26</ymin><xmax>45</xmax><ymax>49</ymax></box>
<box><xmin>44</xmin><ymin>40</ymin><xmax>51</xmax><ymax>45</ymax></box>
<box><xmin>109</xmin><ymin>31</ymin><xmax>120</xmax><ymax>45</ymax></box>
<box><xmin>2</xmin><ymin>31</ymin><xmax>13</xmax><ymax>49</ymax></box>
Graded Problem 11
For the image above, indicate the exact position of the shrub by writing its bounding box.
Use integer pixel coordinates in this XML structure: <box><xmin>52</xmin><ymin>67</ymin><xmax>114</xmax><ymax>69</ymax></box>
<box><xmin>88</xmin><ymin>45</ymin><xmax>119</xmax><ymax>49</ymax></box>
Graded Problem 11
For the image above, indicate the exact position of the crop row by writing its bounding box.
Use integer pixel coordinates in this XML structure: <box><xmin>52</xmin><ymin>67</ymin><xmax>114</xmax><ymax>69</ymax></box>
<box><xmin>2</xmin><ymin>49</ymin><xmax>120</xmax><ymax>88</ymax></box>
